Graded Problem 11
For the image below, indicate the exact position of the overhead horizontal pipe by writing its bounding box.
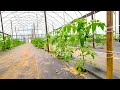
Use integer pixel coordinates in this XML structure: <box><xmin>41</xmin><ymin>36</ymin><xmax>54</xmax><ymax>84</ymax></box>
<box><xmin>55</xmin><ymin>11</ymin><xmax>100</xmax><ymax>30</ymax></box>
<box><xmin>0</xmin><ymin>30</ymin><xmax>11</xmax><ymax>36</ymax></box>
<box><xmin>76</xmin><ymin>11</ymin><xmax>100</xmax><ymax>20</ymax></box>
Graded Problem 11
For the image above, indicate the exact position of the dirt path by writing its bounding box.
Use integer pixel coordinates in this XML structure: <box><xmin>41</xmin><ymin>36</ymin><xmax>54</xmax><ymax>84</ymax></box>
<box><xmin>1</xmin><ymin>42</ymin><xmax>119</xmax><ymax>79</ymax></box>
<box><xmin>0</xmin><ymin>43</ymin><xmax>83</xmax><ymax>79</ymax></box>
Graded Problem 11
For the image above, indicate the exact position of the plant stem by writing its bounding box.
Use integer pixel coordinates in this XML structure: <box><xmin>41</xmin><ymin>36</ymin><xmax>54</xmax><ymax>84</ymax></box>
<box><xmin>81</xmin><ymin>48</ymin><xmax>85</xmax><ymax>67</ymax></box>
<box><xmin>83</xmin><ymin>55</ymin><xmax>85</xmax><ymax>66</ymax></box>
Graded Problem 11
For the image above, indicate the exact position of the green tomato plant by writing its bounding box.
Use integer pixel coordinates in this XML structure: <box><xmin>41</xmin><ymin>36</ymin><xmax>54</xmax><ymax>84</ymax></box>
<box><xmin>48</xmin><ymin>25</ymin><xmax>74</xmax><ymax>61</ymax></box>
<box><xmin>73</xmin><ymin>19</ymin><xmax>105</xmax><ymax>73</ymax></box>
<box><xmin>86</xmin><ymin>34</ymin><xmax>106</xmax><ymax>47</ymax></box>
<box><xmin>45</xmin><ymin>18</ymin><xmax>105</xmax><ymax>74</ymax></box>
<box><xmin>114</xmin><ymin>36</ymin><xmax>120</xmax><ymax>41</ymax></box>
<box><xmin>0</xmin><ymin>34</ymin><xmax>25</xmax><ymax>51</ymax></box>
<box><xmin>31</xmin><ymin>37</ymin><xmax>45</xmax><ymax>49</ymax></box>
<box><xmin>95</xmin><ymin>34</ymin><xmax>106</xmax><ymax>46</ymax></box>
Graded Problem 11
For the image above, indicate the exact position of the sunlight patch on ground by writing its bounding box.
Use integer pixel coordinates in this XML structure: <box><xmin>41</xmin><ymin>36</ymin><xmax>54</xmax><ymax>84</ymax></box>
<box><xmin>62</xmin><ymin>67</ymin><xmax>78</xmax><ymax>75</ymax></box>
<box><xmin>23</xmin><ymin>54</ymin><xmax>29</xmax><ymax>58</ymax></box>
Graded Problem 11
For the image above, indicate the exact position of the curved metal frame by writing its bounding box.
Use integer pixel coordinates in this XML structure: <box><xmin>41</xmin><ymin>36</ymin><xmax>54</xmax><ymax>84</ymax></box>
<box><xmin>0</xmin><ymin>11</ymin><xmax>88</xmax><ymax>36</ymax></box>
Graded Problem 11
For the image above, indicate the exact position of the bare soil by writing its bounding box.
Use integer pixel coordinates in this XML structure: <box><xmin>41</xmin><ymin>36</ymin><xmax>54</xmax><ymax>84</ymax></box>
<box><xmin>0</xmin><ymin>43</ymin><xmax>83</xmax><ymax>79</ymax></box>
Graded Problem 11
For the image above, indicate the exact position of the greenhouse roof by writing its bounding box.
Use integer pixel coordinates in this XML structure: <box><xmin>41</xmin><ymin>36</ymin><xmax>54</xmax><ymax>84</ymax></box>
<box><xmin>0</xmin><ymin>11</ymin><xmax>92</xmax><ymax>35</ymax></box>
<box><xmin>0</xmin><ymin>11</ymin><xmax>119</xmax><ymax>37</ymax></box>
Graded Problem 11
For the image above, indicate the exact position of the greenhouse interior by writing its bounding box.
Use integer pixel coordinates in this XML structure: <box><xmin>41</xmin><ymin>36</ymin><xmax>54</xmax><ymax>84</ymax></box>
<box><xmin>0</xmin><ymin>11</ymin><xmax>120</xmax><ymax>79</ymax></box>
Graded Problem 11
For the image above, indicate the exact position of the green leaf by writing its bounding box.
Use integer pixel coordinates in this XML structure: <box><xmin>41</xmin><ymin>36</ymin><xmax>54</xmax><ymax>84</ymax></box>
<box><xmin>97</xmin><ymin>20</ymin><xmax>100</xmax><ymax>22</ymax></box>
<box><xmin>86</xmin><ymin>25</ymin><xmax>91</xmax><ymax>34</ymax></box>
<box><xmin>66</xmin><ymin>24</ymin><xmax>71</xmax><ymax>32</ymax></box>
<box><xmin>92</xmin><ymin>23</ymin><xmax>97</xmax><ymax>32</ymax></box>
<box><xmin>70</xmin><ymin>36</ymin><xmax>75</xmax><ymax>42</ymax></box>
<box><xmin>72</xmin><ymin>24</ymin><xmax>77</xmax><ymax>33</ymax></box>
<box><xmin>80</xmin><ymin>38</ymin><xmax>84</xmax><ymax>47</ymax></box>
<box><xmin>91</xmin><ymin>53</ymin><xmax>95</xmax><ymax>59</ymax></box>
<box><xmin>46</xmin><ymin>34</ymin><xmax>51</xmax><ymax>38</ymax></box>
<box><xmin>63</xmin><ymin>25</ymin><xmax>67</xmax><ymax>31</ymax></box>
<box><xmin>99</xmin><ymin>23</ymin><xmax>105</xmax><ymax>30</ymax></box>
<box><xmin>91</xmin><ymin>52</ymin><xmax>97</xmax><ymax>59</ymax></box>
<box><xmin>77</xmin><ymin>22</ymin><xmax>82</xmax><ymax>32</ymax></box>
<box><xmin>75</xmin><ymin>18</ymin><xmax>81</xmax><ymax>23</ymax></box>
<box><xmin>56</xmin><ymin>30</ymin><xmax>60</xmax><ymax>34</ymax></box>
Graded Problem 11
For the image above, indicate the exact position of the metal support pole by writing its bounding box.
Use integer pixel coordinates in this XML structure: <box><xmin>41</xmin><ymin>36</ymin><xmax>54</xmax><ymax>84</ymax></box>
<box><xmin>31</xmin><ymin>25</ymin><xmax>34</xmax><ymax>40</ymax></box>
<box><xmin>15</xmin><ymin>26</ymin><xmax>17</xmax><ymax>39</ymax></box>
<box><xmin>10</xmin><ymin>20</ymin><xmax>13</xmax><ymax>39</ymax></box>
<box><xmin>36</xmin><ymin>14</ymin><xmax>39</xmax><ymax>36</ymax></box>
<box><xmin>106</xmin><ymin>11</ymin><xmax>113</xmax><ymax>79</ymax></box>
<box><xmin>0</xmin><ymin>11</ymin><xmax>5</xmax><ymax>50</ymax></box>
<box><xmin>33</xmin><ymin>23</ymin><xmax>35</xmax><ymax>38</ymax></box>
<box><xmin>23</xmin><ymin>27</ymin><xmax>24</xmax><ymax>41</ymax></box>
<box><xmin>91</xmin><ymin>11</ymin><xmax>95</xmax><ymax>48</ymax></box>
<box><xmin>44</xmin><ymin>11</ymin><xmax>49</xmax><ymax>53</ymax></box>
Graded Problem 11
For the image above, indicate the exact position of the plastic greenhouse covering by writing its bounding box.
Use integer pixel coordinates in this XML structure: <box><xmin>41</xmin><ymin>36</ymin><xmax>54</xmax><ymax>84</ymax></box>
<box><xmin>0</xmin><ymin>11</ymin><xmax>120</xmax><ymax>79</ymax></box>
<box><xmin>0</xmin><ymin>11</ymin><xmax>119</xmax><ymax>42</ymax></box>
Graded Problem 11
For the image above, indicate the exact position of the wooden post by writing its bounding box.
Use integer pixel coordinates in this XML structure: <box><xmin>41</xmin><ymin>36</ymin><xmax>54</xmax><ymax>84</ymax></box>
<box><xmin>106</xmin><ymin>11</ymin><xmax>113</xmax><ymax>79</ymax></box>
<box><xmin>44</xmin><ymin>11</ymin><xmax>49</xmax><ymax>53</ymax></box>
<box><xmin>91</xmin><ymin>11</ymin><xmax>95</xmax><ymax>48</ymax></box>
<box><xmin>114</xmin><ymin>11</ymin><xmax>116</xmax><ymax>39</ymax></box>
<box><xmin>118</xmin><ymin>11</ymin><xmax>120</xmax><ymax>42</ymax></box>
<box><xmin>10</xmin><ymin>20</ymin><xmax>13</xmax><ymax>39</ymax></box>
<box><xmin>0</xmin><ymin>11</ymin><xmax>5</xmax><ymax>50</ymax></box>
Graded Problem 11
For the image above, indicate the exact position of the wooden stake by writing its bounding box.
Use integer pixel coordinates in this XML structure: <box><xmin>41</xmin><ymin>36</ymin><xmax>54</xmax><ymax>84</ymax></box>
<box><xmin>106</xmin><ymin>11</ymin><xmax>113</xmax><ymax>79</ymax></box>
<box><xmin>114</xmin><ymin>11</ymin><xmax>117</xmax><ymax>39</ymax></box>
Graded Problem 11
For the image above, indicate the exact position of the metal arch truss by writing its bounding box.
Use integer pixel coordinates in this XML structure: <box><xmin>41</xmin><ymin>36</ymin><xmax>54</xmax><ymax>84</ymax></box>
<box><xmin>0</xmin><ymin>11</ymin><xmax>97</xmax><ymax>38</ymax></box>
